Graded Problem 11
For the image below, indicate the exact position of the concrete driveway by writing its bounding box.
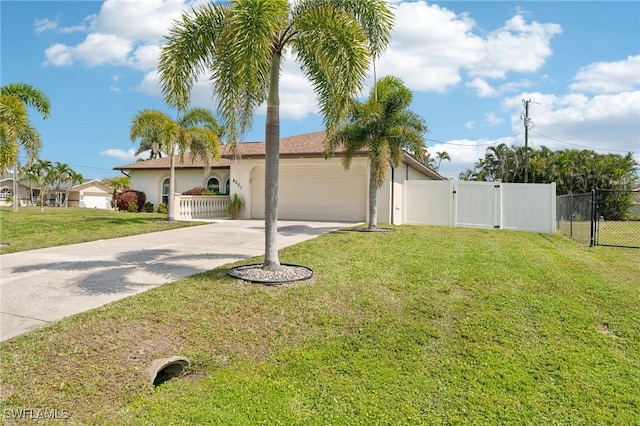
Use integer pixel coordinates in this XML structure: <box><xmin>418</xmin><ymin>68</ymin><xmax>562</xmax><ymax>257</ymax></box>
<box><xmin>0</xmin><ymin>220</ymin><xmax>355</xmax><ymax>342</ymax></box>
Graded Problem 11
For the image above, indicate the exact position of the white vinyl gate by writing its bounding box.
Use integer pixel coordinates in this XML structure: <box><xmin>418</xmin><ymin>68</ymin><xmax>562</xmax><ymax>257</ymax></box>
<box><xmin>404</xmin><ymin>180</ymin><xmax>556</xmax><ymax>233</ymax></box>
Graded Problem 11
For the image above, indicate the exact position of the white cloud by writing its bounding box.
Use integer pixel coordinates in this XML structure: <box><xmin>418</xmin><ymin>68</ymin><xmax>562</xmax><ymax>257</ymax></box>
<box><xmin>136</xmin><ymin>70</ymin><xmax>162</xmax><ymax>96</ymax></box>
<box><xmin>45</xmin><ymin>33</ymin><xmax>132</xmax><ymax>67</ymax></box>
<box><xmin>128</xmin><ymin>44</ymin><xmax>162</xmax><ymax>71</ymax></box>
<box><xmin>277</xmin><ymin>58</ymin><xmax>318</xmax><ymax>119</ymax></box>
<box><xmin>93</xmin><ymin>0</ymin><xmax>188</xmax><ymax>43</ymax></box>
<box><xmin>79</xmin><ymin>33</ymin><xmax>132</xmax><ymax>67</ymax></box>
<box><xmin>33</xmin><ymin>18</ymin><xmax>58</xmax><ymax>33</ymax></box>
<box><xmin>467</xmin><ymin>78</ymin><xmax>496</xmax><ymax>97</ymax></box>
<box><xmin>34</xmin><ymin>15</ymin><xmax>95</xmax><ymax>34</ymax></box>
<box><xmin>377</xmin><ymin>2</ymin><xmax>480</xmax><ymax>92</ymax></box>
<box><xmin>468</xmin><ymin>15</ymin><xmax>562</xmax><ymax>79</ymax></box>
<box><xmin>100</xmin><ymin>148</ymin><xmax>139</xmax><ymax>162</ymax></box>
<box><xmin>485</xmin><ymin>112</ymin><xmax>503</xmax><ymax>127</ymax></box>
<box><xmin>428</xmin><ymin>137</ymin><xmax>518</xmax><ymax>179</ymax></box>
<box><xmin>44</xmin><ymin>43</ymin><xmax>73</xmax><ymax>66</ymax></box>
<box><xmin>465</xmin><ymin>121</ymin><xmax>474</xmax><ymax>130</ymax></box>
<box><xmin>377</xmin><ymin>2</ymin><xmax>561</xmax><ymax>95</ymax></box>
<box><xmin>504</xmin><ymin>90</ymin><xmax>640</xmax><ymax>155</ymax></box>
<box><xmin>569</xmin><ymin>55</ymin><xmax>640</xmax><ymax>94</ymax></box>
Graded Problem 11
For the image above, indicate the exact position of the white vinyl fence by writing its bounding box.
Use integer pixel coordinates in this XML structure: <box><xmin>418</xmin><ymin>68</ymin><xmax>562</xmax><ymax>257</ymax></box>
<box><xmin>404</xmin><ymin>180</ymin><xmax>556</xmax><ymax>233</ymax></box>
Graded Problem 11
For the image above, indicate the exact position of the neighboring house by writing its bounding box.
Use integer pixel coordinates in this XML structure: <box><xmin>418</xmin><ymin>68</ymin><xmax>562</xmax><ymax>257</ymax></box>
<box><xmin>67</xmin><ymin>180</ymin><xmax>114</xmax><ymax>209</ymax></box>
<box><xmin>115</xmin><ymin>131</ymin><xmax>444</xmax><ymax>223</ymax></box>
<box><xmin>0</xmin><ymin>176</ymin><xmax>33</xmax><ymax>207</ymax></box>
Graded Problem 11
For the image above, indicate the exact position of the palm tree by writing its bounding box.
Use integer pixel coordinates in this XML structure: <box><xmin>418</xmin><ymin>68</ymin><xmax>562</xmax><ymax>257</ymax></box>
<box><xmin>135</xmin><ymin>131</ymin><xmax>164</xmax><ymax>160</ymax></box>
<box><xmin>158</xmin><ymin>0</ymin><xmax>393</xmax><ymax>270</ymax></box>
<box><xmin>64</xmin><ymin>170</ymin><xmax>84</xmax><ymax>207</ymax></box>
<box><xmin>130</xmin><ymin>108</ymin><xmax>222</xmax><ymax>221</ymax></box>
<box><xmin>422</xmin><ymin>152</ymin><xmax>437</xmax><ymax>170</ymax></box>
<box><xmin>1</xmin><ymin>83</ymin><xmax>51</xmax><ymax>212</ymax></box>
<box><xmin>327</xmin><ymin>75</ymin><xmax>427</xmax><ymax>230</ymax></box>
<box><xmin>435</xmin><ymin>151</ymin><xmax>451</xmax><ymax>172</ymax></box>
<box><xmin>25</xmin><ymin>159</ymin><xmax>54</xmax><ymax>211</ymax></box>
<box><xmin>51</xmin><ymin>162</ymin><xmax>72</xmax><ymax>206</ymax></box>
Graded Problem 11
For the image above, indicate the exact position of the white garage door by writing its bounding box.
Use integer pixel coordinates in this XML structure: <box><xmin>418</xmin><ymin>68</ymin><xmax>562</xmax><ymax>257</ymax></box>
<box><xmin>251</xmin><ymin>165</ymin><xmax>367</xmax><ymax>221</ymax></box>
<box><xmin>82</xmin><ymin>194</ymin><xmax>111</xmax><ymax>209</ymax></box>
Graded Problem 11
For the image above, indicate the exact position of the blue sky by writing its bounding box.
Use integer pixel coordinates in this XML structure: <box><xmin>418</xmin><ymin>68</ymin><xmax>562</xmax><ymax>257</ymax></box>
<box><xmin>2</xmin><ymin>0</ymin><xmax>639</xmax><ymax>180</ymax></box>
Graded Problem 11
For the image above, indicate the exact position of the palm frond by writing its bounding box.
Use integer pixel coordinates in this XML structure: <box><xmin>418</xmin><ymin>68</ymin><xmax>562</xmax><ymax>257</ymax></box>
<box><xmin>159</xmin><ymin>3</ymin><xmax>229</xmax><ymax>111</ymax></box>
<box><xmin>0</xmin><ymin>83</ymin><xmax>51</xmax><ymax>119</ymax></box>
<box><xmin>292</xmin><ymin>4</ymin><xmax>370</xmax><ymax>130</ymax></box>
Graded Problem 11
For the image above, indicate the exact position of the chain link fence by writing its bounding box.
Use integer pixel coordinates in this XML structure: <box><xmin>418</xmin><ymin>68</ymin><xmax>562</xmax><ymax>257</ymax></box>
<box><xmin>594</xmin><ymin>189</ymin><xmax>640</xmax><ymax>249</ymax></box>
<box><xmin>557</xmin><ymin>192</ymin><xmax>595</xmax><ymax>246</ymax></box>
<box><xmin>557</xmin><ymin>190</ymin><xmax>640</xmax><ymax>249</ymax></box>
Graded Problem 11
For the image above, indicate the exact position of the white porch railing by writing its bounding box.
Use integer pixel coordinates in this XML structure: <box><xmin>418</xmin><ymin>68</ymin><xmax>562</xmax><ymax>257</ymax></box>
<box><xmin>175</xmin><ymin>195</ymin><xmax>230</xmax><ymax>220</ymax></box>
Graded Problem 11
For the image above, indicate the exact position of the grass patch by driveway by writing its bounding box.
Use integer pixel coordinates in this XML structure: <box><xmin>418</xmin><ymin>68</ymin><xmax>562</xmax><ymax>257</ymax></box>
<box><xmin>0</xmin><ymin>207</ymin><xmax>203</xmax><ymax>254</ymax></box>
<box><xmin>1</xmin><ymin>226</ymin><xmax>638</xmax><ymax>424</ymax></box>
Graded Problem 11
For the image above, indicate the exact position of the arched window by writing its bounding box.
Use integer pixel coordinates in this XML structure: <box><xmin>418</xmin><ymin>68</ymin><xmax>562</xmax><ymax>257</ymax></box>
<box><xmin>224</xmin><ymin>178</ymin><xmax>230</xmax><ymax>195</ymax></box>
<box><xmin>207</xmin><ymin>177</ymin><xmax>220</xmax><ymax>194</ymax></box>
<box><xmin>0</xmin><ymin>188</ymin><xmax>12</xmax><ymax>200</ymax></box>
<box><xmin>161</xmin><ymin>178</ymin><xmax>170</xmax><ymax>205</ymax></box>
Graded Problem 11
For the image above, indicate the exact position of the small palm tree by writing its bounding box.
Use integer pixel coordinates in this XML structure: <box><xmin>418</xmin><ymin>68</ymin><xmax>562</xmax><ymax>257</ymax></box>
<box><xmin>25</xmin><ymin>159</ymin><xmax>54</xmax><ymax>211</ymax></box>
<box><xmin>435</xmin><ymin>151</ymin><xmax>451</xmax><ymax>172</ymax></box>
<box><xmin>130</xmin><ymin>108</ymin><xmax>222</xmax><ymax>221</ymax></box>
<box><xmin>327</xmin><ymin>75</ymin><xmax>427</xmax><ymax>230</ymax></box>
<box><xmin>1</xmin><ymin>83</ymin><xmax>51</xmax><ymax>212</ymax></box>
<box><xmin>135</xmin><ymin>132</ymin><xmax>164</xmax><ymax>160</ymax></box>
<box><xmin>51</xmin><ymin>162</ymin><xmax>72</xmax><ymax>206</ymax></box>
<box><xmin>64</xmin><ymin>170</ymin><xmax>84</xmax><ymax>207</ymax></box>
<box><xmin>158</xmin><ymin>0</ymin><xmax>394</xmax><ymax>270</ymax></box>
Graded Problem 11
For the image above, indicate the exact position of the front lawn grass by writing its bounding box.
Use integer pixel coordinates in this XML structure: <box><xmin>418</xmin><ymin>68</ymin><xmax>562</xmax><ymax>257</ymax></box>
<box><xmin>1</xmin><ymin>226</ymin><xmax>638</xmax><ymax>424</ymax></box>
<box><xmin>0</xmin><ymin>207</ymin><xmax>203</xmax><ymax>254</ymax></box>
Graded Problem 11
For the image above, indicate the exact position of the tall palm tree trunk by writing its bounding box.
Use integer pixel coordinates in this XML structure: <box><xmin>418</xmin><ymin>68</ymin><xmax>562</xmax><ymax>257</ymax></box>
<box><xmin>12</xmin><ymin>163</ymin><xmax>19</xmax><ymax>212</ymax></box>
<box><xmin>168</xmin><ymin>153</ymin><xmax>176</xmax><ymax>221</ymax></box>
<box><xmin>264</xmin><ymin>53</ymin><xmax>281</xmax><ymax>270</ymax></box>
<box><xmin>368</xmin><ymin>165</ymin><xmax>378</xmax><ymax>230</ymax></box>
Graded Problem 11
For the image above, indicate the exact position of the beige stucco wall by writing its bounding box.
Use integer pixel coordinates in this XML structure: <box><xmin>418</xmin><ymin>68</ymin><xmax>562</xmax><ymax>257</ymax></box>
<box><xmin>129</xmin><ymin>168</ymin><xmax>230</xmax><ymax>207</ymax></box>
<box><xmin>230</xmin><ymin>156</ymin><xmax>370</xmax><ymax>220</ymax></box>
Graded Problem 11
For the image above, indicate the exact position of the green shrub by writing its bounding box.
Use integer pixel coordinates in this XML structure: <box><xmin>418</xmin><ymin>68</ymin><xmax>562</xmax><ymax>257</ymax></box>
<box><xmin>156</xmin><ymin>203</ymin><xmax>168</xmax><ymax>214</ymax></box>
<box><xmin>226</xmin><ymin>194</ymin><xmax>245</xmax><ymax>219</ymax></box>
<box><xmin>143</xmin><ymin>201</ymin><xmax>154</xmax><ymax>213</ymax></box>
<box><xmin>127</xmin><ymin>202</ymin><xmax>138</xmax><ymax>213</ymax></box>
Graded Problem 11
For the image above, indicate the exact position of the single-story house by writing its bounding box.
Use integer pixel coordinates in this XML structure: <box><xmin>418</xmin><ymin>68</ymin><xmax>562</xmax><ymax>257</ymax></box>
<box><xmin>114</xmin><ymin>131</ymin><xmax>444</xmax><ymax>223</ymax></box>
<box><xmin>0</xmin><ymin>176</ymin><xmax>33</xmax><ymax>207</ymax></box>
<box><xmin>67</xmin><ymin>180</ymin><xmax>114</xmax><ymax>209</ymax></box>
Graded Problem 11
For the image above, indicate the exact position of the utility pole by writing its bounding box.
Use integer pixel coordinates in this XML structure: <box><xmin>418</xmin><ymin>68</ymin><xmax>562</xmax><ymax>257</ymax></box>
<box><xmin>522</xmin><ymin>99</ymin><xmax>532</xmax><ymax>183</ymax></box>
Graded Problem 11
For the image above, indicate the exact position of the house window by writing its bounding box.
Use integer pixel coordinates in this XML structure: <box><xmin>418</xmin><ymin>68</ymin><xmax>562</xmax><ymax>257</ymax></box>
<box><xmin>207</xmin><ymin>177</ymin><xmax>220</xmax><ymax>194</ymax></box>
<box><xmin>162</xmin><ymin>178</ymin><xmax>170</xmax><ymax>205</ymax></box>
<box><xmin>0</xmin><ymin>188</ymin><xmax>12</xmax><ymax>200</ymax></box>
<box><xmin>224</xmin><ymin>178</ymin><xmax>230</xmax><ymax>195</ymax></box>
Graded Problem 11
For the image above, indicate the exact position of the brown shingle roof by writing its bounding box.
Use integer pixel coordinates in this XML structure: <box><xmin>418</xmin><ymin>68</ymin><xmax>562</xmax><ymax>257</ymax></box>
<box><xmin>114</xmin><ymin>130</ymin><xmax>444</xmax><ymax>180</ymax></box>
<box><xmin>114</xmin><ymin>131</ymin><xmax>354</xmax><ymax>170</ymax></box>
<box><xmin>229</xmin><ymin>130</ymin><xmax>359</xmax><ymax>158</ymax></box>
<box><xmin>114</xmin><ymin>154</ymin><xmax>231</xmax><ymax>170</ymax></box>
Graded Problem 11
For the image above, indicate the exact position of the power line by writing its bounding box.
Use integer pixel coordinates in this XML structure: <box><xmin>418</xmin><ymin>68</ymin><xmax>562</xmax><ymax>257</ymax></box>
<box><xmin>17</xmin><ymin>155</ymin><xmax>117</xmax><ymax>173</ymax></box>
<box><xmin>425</xmin><ymin>137</ymin><xmax>497</xmax><ymax>147</ymax></box>
<box><xmin>531</xmin><ymin>130</ymin><xmax>639</xmax><ymax>154</ymax></box>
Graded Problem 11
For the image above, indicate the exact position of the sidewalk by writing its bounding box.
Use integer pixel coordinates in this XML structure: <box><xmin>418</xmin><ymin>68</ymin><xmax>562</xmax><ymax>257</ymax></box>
<box><xmin>0</xmin><ymin>220</ymin><xmax>354</xmax><ymax>342</ymax></box>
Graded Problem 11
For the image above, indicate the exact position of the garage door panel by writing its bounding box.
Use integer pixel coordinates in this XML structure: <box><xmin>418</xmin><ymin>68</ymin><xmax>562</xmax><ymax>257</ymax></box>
<box><xmin>251</xmin><ymin>165</ymin><xmax>366</xmax><ymax>221</ymax></box>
